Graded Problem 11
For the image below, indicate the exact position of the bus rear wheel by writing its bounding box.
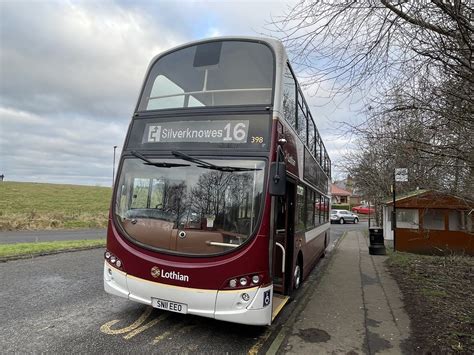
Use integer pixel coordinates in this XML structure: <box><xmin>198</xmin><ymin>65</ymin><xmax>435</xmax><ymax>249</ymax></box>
<box><xmin>321</xmin><ymin>233</ymin><xmax>328</xmax><ymax>258</ymax></box>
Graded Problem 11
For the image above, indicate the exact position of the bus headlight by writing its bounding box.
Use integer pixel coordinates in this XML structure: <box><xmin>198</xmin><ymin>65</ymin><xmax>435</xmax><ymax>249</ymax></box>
<box><xmin>222</xmin><ymin>273</ymin><xmax>265</xmax><ymax>290</ymax></box>
<box><xmin>239</xmin><ymin>277</ymin><xmax>248</xmax><ymax>286</ymax></box>
<box><xmin>104</xmin><ymin>250</ymin><xmax>123</xmax><ymax>271</ymax></box>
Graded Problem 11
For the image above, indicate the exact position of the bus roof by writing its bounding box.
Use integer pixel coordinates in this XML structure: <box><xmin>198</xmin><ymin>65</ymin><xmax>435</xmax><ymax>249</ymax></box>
<box><xmin>149</xmin><ymin>36</ymin><xmax>287</xmax><ymax>64</ymax></box>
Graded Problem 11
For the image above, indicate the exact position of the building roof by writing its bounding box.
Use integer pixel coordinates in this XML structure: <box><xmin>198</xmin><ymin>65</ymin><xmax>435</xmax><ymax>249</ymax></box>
<box><xmin>384</xmin><ymin>189</ymin><xmax>429</xmax><ymax>204</ymax></box>
<box><xmin>331</xmin><ymin>184</ymin><xmax>352</xmax><ymax>196</ymax></box>
<box><xmin>385</xmin><ymin>189</ymin><xmax>473</xmax><ymax>210</ymax></box>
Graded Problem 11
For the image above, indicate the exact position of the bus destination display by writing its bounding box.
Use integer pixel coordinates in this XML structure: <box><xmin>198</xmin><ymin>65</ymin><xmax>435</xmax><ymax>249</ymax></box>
<box><xmin>126</xmin><ymin>113</ymin><xmax>271</xmax><ymax>151</ymax></box>
<box><xmin>143</xmin><ymin>120</ymin><xmax>250</xmax><ymax>144</ymax></box>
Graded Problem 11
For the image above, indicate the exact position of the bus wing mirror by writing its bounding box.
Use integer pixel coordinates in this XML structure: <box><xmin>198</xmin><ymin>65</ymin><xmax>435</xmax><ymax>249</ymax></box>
<box><xmin>269</xmin><ymin>162</ymin><xmax>286</xmax><ymax>196</ymax></box>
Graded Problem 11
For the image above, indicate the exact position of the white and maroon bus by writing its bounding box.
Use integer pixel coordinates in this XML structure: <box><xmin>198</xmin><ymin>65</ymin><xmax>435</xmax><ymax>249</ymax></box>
<box><xmin>104</xmin><ymin>37</ymin><xmax>331</xmax><ymax>326</ymax></box>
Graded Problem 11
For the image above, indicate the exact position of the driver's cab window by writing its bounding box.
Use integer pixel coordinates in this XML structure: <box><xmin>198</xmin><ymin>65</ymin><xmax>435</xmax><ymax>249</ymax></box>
<box><xmin>130</xmin><ymin>178</ymin><xmax>151</xmax><ymax>209</ymax></box>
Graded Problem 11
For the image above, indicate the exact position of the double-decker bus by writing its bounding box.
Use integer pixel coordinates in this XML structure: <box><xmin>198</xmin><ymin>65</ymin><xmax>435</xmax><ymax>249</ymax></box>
<box><xmin>104</xmin><ymin>37</ymin><xmax>331</xmax><ymax>326</ymax></box>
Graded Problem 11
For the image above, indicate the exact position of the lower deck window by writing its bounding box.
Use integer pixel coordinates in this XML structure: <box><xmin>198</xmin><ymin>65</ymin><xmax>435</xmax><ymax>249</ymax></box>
<box><xmin>115</xmin><ymin>158</ymin><xmax>265</xmax><ymax>255</ymax></box>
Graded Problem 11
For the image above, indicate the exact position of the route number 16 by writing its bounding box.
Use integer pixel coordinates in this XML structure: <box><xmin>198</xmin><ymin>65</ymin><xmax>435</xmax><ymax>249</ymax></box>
<box><xmin>223</xmin><ymin>122</ymin><xmax>247</xmax><ymax>142</ymax></box>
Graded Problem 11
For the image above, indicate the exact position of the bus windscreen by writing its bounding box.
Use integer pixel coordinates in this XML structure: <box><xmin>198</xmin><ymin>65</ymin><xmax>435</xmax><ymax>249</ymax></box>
<box><xmin>115</xmin><ymin>157</ymin><xmax>265</xmax><ymax>256</ymax></box>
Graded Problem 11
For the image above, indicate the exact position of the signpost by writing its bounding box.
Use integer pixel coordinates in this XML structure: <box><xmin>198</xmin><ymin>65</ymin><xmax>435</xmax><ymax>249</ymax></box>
<box><xmin>395</xmin><ymin>168</ymin><xmax>408</xmax><ymax>182</ymax></box>
<box><xmin>392</xmin><ymin>168</ymin><xmax>408</xmax><ymax>251</ymax></box>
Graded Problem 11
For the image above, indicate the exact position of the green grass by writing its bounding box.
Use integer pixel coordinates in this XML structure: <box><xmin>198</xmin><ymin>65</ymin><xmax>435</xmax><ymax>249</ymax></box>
<box><xmin>0</xmin><ymin>239</ymin><xmax>106</xmax><ymax>258</ymax></box>
<box><xmin>0</xmin><ymin>181</ymin><xmax>112</xmax><ymax>231</ymax></box>
<box><xmin>387</xmin><ymin>252</ymin><xmax>474</xmax><ymax>352</ymax></box>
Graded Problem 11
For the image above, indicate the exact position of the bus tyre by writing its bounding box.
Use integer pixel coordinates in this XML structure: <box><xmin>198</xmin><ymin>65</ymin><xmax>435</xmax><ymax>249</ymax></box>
<box><xmin>354</xmin><ymin>218</ymin><xmax>359</xmax><ymax>224</ymax></box>
<box><xmin>293</xmin><ymin>263</ymin><xmax>302</xmax><ymax>290</ymax></box>
<box><xmin>339</xmin><ymin>218</ymin><xmax>344</xmax><ymax>224</ymax></box>
<box><xmin>321</xmin><ymin>235</ymin><xmax>328</xmax><ymax>258</ymax></box>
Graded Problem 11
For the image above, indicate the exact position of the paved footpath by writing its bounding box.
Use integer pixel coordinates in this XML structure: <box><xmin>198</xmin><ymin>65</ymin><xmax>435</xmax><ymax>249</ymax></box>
<box><xmin>279</xmin><ymin>230</ymin><xmax>411</xmax><ymax>354</ymax></box>
<box><xmin>0</xmin><ymin>228</ymin><xmax>106</xmax><ymax>244</ymax></box>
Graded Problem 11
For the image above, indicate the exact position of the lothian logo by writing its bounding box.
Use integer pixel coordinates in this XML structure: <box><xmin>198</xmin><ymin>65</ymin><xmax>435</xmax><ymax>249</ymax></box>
<box><xmin>151</xmin><ymin>266</ymin><xmax>161</xmax><ymax>278</ymax></box>
<box><xmin>150</xmin><ymin>266</ymin><xmax>189</xmax><ymax>282</ymax></box>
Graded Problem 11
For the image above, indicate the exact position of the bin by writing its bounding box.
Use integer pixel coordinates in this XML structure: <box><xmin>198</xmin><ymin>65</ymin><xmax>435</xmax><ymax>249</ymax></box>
<box><xmin>369</xmin><ymin>227</ymin><xmax>386</xmax><ymax>255</ymax></box>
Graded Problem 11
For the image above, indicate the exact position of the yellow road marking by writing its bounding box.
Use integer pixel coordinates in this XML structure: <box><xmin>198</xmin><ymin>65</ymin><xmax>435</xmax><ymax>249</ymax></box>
<box><xmin>100</xmin><ymin>307</ymin><xmax>153</xmax><ymax>335</ymax></box>
<box><xmin>179</xmin><ymin>324</ymin><xmax>197</xmax><ymax>335</ymax></box>
<box><xmin>152</xmin><ymin>329</ymin><xmax>173</xmax><ymax>345</ymax></box>
<box><xmin>152</xmin><ymin>323</ymin><xmax>197</xmax><ymax>345</ymax></box>
<box><xmin>123</xmin><ymin>313</ymin><xmax>168</xmax><ymax>339</ymax></box>
<box><xmin>248</xmin><ymin>328</ymin><xmax>271</xmax><ymax>355</ymax></box>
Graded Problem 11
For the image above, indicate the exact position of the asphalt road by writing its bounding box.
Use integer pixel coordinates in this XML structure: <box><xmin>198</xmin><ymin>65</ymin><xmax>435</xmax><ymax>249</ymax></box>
<box><xmin>0</xmin><ymin>222</ymin><xmax>366</xmax><ymax>353</ymax></box>
<box><xmin>0</xmin><ymin>228</ymin><xmax>106</xmax><ymax>244</ymax></box>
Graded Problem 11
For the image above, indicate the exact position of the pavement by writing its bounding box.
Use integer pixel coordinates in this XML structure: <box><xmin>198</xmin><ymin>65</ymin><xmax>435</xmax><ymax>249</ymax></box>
<box><xmin>276</xmin><ymin>230</ymin><xmax>411</xmax><ymax>354</ymax></box>
<box><xmin>0</xmin><ymin>228</ymin><xmax>106</xmax><ymax>244</ymax></box>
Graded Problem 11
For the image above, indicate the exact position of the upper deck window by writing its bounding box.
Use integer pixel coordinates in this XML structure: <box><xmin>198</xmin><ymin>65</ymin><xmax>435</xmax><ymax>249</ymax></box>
<box><xmin>138</xmin><ymin>40</ymin><xmax>274</xmax><ymax>111</ymax></box>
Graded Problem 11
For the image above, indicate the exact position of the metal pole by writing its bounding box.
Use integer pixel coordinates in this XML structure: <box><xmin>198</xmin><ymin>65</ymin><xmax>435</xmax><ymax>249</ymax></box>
<box><xmin>112</xmin><ymin>145</ymin><xmax>117</xmax><ymax>186</ymax></box>
<box><xmin>368</xmin><ymin>200</ymin><xmax>371</xmax><ymax>228</ymax></box>
<box><xmin>392</xmin><ymin>170</ymin><xmax>396</xmax><ymax>251</ymax></box>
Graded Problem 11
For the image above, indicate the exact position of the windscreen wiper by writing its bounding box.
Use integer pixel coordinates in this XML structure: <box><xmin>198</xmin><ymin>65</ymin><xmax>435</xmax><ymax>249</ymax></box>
<box><xmin>131</xmin><ymin>150</ymin><xmax>190</xmax><ymax>168</ymax></box>
<box><xmin>171</xmin><ymin>151</ymin><xmax>261</xmax><ymax>172</ymax></box>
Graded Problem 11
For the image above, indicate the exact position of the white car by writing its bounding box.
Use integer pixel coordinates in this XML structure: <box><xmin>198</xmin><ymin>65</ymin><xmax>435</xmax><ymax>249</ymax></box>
<box><xmin>331</xmin><ymin>209</ymin><xmax>359</xmax><ymax>224</ymax></box>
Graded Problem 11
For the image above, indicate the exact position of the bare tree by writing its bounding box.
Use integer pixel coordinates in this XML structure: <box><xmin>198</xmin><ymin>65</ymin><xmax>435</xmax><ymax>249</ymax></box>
<box><xmin>273</xmin><ymin>1</ymin><xmax>472</xmax><ymax>95</ymax></box>
<box><xmin>271</xmin><ymin>0</ymin><xmax>473</xmax><ymax>202</ymax></box>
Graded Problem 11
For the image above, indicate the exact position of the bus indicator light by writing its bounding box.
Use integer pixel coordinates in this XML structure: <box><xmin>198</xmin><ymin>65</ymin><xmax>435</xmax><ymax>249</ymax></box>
<box><xmin>239</xmin><ymin>277</ymin><xmax>248</xmax><ymax>286</ymax></box>
<box><xmin>229</xmin><ymin>279</ymin><xmax>237</xmax><ymax>288</ymax></box>
<box><xmin>252</xmin><ymin>275</ymin><xmax>260</xmax><ymax>284</ymax></box>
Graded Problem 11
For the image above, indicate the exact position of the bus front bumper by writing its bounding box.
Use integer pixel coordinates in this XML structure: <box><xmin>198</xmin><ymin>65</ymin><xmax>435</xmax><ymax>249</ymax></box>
<box><xmin>103</xmin><ymin>262</ymin><xmax>272</xmax><ymax>326</ymax></box>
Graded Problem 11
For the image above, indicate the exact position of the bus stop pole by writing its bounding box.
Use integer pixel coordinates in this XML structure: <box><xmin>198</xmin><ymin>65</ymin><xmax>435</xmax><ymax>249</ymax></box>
<box><xmin>392</xmin><ymin>171</ymin><xmax>396</xmax><ymax>251</ymax></box>
<box><xmin>368</xmin><ymin>201</ymin><xmax>371</xmax><ymax>228</ymax></box>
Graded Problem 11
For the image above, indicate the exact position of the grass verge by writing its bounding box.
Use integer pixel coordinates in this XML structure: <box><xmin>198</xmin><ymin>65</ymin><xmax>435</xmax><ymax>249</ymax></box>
<box><xmin>0</xmin><ymin>181</ymin><xmax>111</xmax><ymax>231</ymax></box>
<box><xmin>387</xmin><ymin>252</ymin><xmax>474</xmax><ymax>353</ymax></box>
<box><xmin>0</xmin><ymin>239</ymin><xmax>105</xmax><ymax>259</ymax></box>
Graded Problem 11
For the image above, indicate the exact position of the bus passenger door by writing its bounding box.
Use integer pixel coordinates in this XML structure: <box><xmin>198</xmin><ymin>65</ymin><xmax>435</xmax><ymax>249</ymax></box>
<box><xmin>272</xmin><ymin>181</ymin><xmax>295</xmax><ymax>295</ymax></box>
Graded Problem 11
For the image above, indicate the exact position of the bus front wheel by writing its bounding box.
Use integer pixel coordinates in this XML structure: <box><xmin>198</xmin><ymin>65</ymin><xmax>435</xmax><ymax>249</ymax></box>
<box><xmin>293</xmin><ymin>263</ymin><xmax>302</xmax><ymax>290</ymax></box>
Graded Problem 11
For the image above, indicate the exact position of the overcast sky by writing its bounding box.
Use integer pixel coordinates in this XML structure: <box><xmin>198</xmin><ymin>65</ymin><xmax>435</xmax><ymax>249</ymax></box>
<box><xmin>0</xmin><ymin>0</ymin><xmax>358</xmax><ymax>186</ymax></box>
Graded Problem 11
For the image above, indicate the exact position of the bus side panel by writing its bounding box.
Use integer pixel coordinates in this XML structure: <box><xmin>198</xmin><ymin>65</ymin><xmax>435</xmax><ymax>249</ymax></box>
<box><xmin>301</xmin><ymin>224</ymin><xmax>329</xmax><ymax>280</ymax></box>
